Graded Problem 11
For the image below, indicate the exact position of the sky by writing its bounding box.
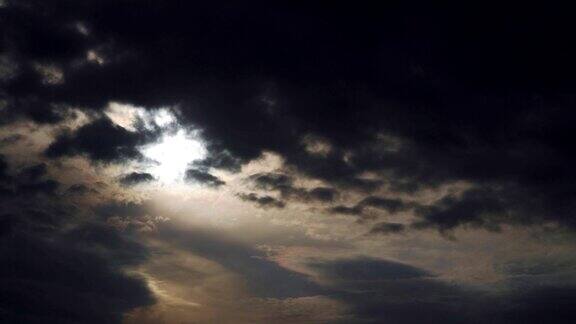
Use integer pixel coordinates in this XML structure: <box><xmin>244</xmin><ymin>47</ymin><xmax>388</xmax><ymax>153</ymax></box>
<box><xmin>2</xmin><ymin>1</ymin><xmax>576</xmax><ymax>323</ymax></box>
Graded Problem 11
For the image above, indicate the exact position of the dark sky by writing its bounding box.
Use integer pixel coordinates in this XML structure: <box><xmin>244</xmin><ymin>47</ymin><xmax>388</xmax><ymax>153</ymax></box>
<box><xmin>2</xmin><ymin>1</ymin><xmax>576</xmax><ymax>323</ymax></box>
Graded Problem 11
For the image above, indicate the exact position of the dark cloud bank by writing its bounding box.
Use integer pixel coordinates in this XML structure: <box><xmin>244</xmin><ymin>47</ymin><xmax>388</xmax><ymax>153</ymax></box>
<box><xmin>3</xmin><ymin>1</ymin><xmax>576</xmax><ymax>323</ymax></box>
<box><xmin>0</xmin><ymin>156</ymin><xmax>154</xmax><ymax>323</ymax></box>
<box><xmin>4</xmin><ymin>1</ymin><xmax>576</xmax><ymax>232</ymax></box>
<box><xmin>309</xmin><ymin>257</ymin><xmax>576</xmax><ymax>324</ymax></box>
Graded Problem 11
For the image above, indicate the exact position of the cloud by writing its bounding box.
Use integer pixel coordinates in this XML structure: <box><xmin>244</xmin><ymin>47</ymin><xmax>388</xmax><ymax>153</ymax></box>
<box><xmin>0</xmin><ymin>134</ymin><xmax>24</xmax><ymax>146</ymax></box>
<box><xmin>501</xmin><ymin>286</ymin><xmax>576</xmax><ymax>324</ymax></box>
<box><xmin>0</xmin><ymin>225</ymin><xmax>155</xmax><ymax>324</ymax></box>
<box><xmin>94</xmin><ymin>200</ymin><xmax>165</xmax><ymax>233</ymax></box>
<box><xmin>247</xmin><ymin>172</ymin><xmax>338</xmax><ymax>204</ymax></box>
<box><xmin>45</xmin><ymin>117</ymin><xmax>156</xmax><ymax>163</ymax></box>
<box><xmin>237</xmin><ymin>192</ymin><xmax>286</xmax><ymax>209</ymax></box>
<box><xmin>0</xmin><ymin>172</ymin><xmax>155</xmax><ymax>323</ymax></box>
<box><xmin>307</xmin><ymin>256</ymin><xmax>576</xmax><ymax>323</ymax></box>
<box><xmin>119</xmin><ymin>172</ymin><xmax>155</xmax><ymax>186</ymax></box>
<box><xmin>0</xmin><ymin>161</ymin><xmax>60</xmax><ymax>197</ymax></box>
<box><xmin>0</xmin><ymin>156</ymin><xmax>156</xmax><ymax>323</ymax></box>
<box><xmin>250</xmin><ymin>172</ymin><xmax>293</xmax><ymax>191</ymax></box>
<box><xmin>360</xmin><ymin>196</ymin><xmax>409</xmax><ymax>213</ymax></box>
<box><xmin>328</xmin><ymin>205</ymin><xmax>364</xmax><ymax>216</ymax></box>
<box><xmin>65</xmin><ymin>183</ymin><xmax>93</xmax><ymax>195</ymax></box>
<box><xmin>305</xmin><ymin>257</ymin><xmax>473</xmax><ymax>323</ymax></box>
<box><xmin>3</xmin><ymin>3</ymin><xmax>576</xmax><ymax>322</ymax></box>
<box><xmin>411</xmin><ymin>186</ymin><xmax>543</xmax><ymax>233</ymax></box>
<box><xmin>0</xmin><ymin>155</ymin><xmax>10</xmax><ymax>184</ymax></box>
<box><xmin>3</xmin><ymin>1</ymin><xmax>576</xmax><ymax>231</ymax></box>
<box><xmin>308</xmin><ymin>256</ymin><xmax>430</xmax><ymax>283</ymax></box>
<box><xmin>307</xmin><ymin>187</ymin><xmax>338</xmax><ymax>202</ymax></box>
<box><xmin>185</xmin><ymin>169</ymin><xmax>225</xmax><ymax>187</ymax></box>
<box><xmin>369</xmin><ymin>222</ymin><xmax>406</xmax><ymax>235</ymax></box>
<box><xmin>328</xmin><ymin>196</ymin><xmax>412</xmax><ymax>216</ymax></box>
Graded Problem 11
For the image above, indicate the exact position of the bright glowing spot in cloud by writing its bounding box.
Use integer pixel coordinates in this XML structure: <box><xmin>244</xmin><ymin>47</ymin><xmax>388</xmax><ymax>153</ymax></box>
<box><xmin>142</xmin><ymin>130</ymin><xmax>205</xmax><ymax>184</ymax></box>
<box><xmin>106</xmin><ymin>102</ymin><xmax>204</xmax><ymax>184</ymax></box>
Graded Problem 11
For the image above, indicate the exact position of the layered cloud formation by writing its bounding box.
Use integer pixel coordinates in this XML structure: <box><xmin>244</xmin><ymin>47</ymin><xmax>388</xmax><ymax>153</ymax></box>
<box><xmin>2</xmin><ymin>1</ymin><xmax>576</xmax><ymax>323</ymax></box>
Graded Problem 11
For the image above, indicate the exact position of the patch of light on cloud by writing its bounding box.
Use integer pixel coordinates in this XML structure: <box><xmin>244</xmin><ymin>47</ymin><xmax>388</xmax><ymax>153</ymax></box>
<box><xmin>105</xmin><ymin>102</ymin><xmax>142</xmax><ymax>130</ymax></box>
<box><xmin>105</xmin><ymin>101</ymin><xmax>176</xmax><ymax>131</ymax></box>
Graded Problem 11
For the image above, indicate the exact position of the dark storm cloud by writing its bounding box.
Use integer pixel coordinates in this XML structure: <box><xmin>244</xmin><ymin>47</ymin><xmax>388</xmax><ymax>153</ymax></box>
<box><xmin>191</xmin><ymin>151</ymin><xmax>243</xmax><ymax>173</ymax></box>
<box><xmin>307</xmin><ymin>187</ymin><xmax>338</xmax><ymax>202</ymax></box>
<box><xmin>500</xmin><ymin>286</ymin><xmax>576</xmax><ymax>324</ymax></box>
<box><xmin>185</xmin><ymin>168</ymin><xmax>225</xmax><ymax>187</ymax></box>
<box><xmin>3</xmin><ymin>2</ymin><xmax>576</xmax><ymax>322</ymax></box>
<box><xmin>17</xmin><ymin>178</ymin><xmax>59</xmax><ymax>196</ymax></box>
<box><xmin>308</xmin><ymin>256</ymin><xmax>576</xmax><ymax>324</ymax></box>
<box><xmin>18</xmin><ymin>163</ymin><xmax>49</xmax><ymax>182</ymax></box>
<box><xmin>250</xmin><ymin>172</ymin><xmax>293</xmax><ymax>191</ymax></box>
<box><xmin>308</xmin><ymin>257</ymin><xmax>431</xmax><ymax>283</ymax></box>
<box><xmin>411</xmin><ymin>185</ymin><xmax>549</xmax><ymax>233</ymax></box>
<box><xmin>369</xmin><ymin>222</ymin><xmax>406</xmax><ymax>235</ymax></box>
<box><xmin>0</xmin><ymin>161</ymin><xmax>60</xmax><ymax>197</ymax></box>
<box><xmin>237</xmin><ymin>192</ymin><xmax>286</xmax><ymax>209</ymax></box>
<box><xmin>0</xmin><ymin>155</ymin><xmax>9</xmax><ymax>182</ymax></box>
<box><xmin>3</xmin><ymin>0</ymin><xmax>576</xmax><ymax>230</ymax></box>
<box><xmin>0</xmin><ymin>160</ymin><xmax>155</xmax><ymax>323</ymax></box>
<box><xmin>0</xmin><ymin>159</ymin><xmax>157</xmax><ymax>322</ymax></box>
<box><xmin>0</xmin><ymin>225</ymin><xmax>155</xmax><ymax>324</ymax></box>
<box><xmin>307</xmin><ymin>256</ymin><xmax>474</xmax><ymax>323</ymax></box>
<box><xmin>360</xmin><ymin>196</ymin><xmax>408</xmax><ymax>214</ymax></box>
<box><xmin>328</xmin><ymin>205</ymin><xmax>364</xmax><ymax>216</ymax></box>
<box><xmin>329</xmin><ymin>196</ymin><xmax>411</xmax><ymax>217</ymax></box>
<box><xmin>119</xmin><ymin>172</ymin><xmax>155</xmax><ymax>186</ymax></box>
<box><xmin>45</xmin><ymin>117</ymin><xmax>156</xmax><ymax>163</ymax></box>
<box><xmin>65</xmin><ymin>183</ymin><xmax>93</xmax><ymax>195</ymax></box>
<box><xmin>14</xmin><ymin>164</ymin><xmax>60</xmax><ymax>196</ymax></box>
<box><xmin>248</xmin><ymin>172</ymin><xmax>338</xmax><ymax>203</ymax></box>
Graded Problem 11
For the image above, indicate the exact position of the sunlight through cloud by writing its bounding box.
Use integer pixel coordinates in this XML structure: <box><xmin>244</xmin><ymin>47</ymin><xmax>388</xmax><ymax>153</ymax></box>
<box><xmin>142</xmin><ymin>129</ymin><xmax>205</xmax><ymax>184</ymax></box>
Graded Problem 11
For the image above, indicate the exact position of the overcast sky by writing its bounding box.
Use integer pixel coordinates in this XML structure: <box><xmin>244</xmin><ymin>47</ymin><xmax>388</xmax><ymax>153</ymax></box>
<box><xmin>2</xmin><ymin>1</ymin><xmax>576</xmax><ymax>323</ymax></box>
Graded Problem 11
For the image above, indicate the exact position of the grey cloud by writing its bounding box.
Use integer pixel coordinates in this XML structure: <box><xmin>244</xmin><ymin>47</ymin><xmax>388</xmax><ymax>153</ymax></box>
<box><xmin>307</xmin><ymin>256</ymin><xmax>576</xmax><ymax>323</ymax></box>
<box><xmin>0</xmin><ymin>184</ymin><xmax>155</xmax><ymax>324</ymax></box>
<box><xmin>0</xmin><ymin>226</ymin><xmax>155</xmax><ymax>324</ymax></box>
<box><xmin>119</xmin><ymin>172</ymin><xmax>155</xmax><ymax>186</ymax></box>
<box><xmin>328</xmin><ymin>205</ymin><xmax>364</xmax><ymax>216</ymax></box>
<box><xmin>369</xmin><ymin>222</ymin><xmax>406</xmax><ymax>235</ymax></box>
<box><xmin>65</xmin><ymin>183</ymin><xmax>94</xmax><ymax>195</ymax></box>
<box><xmin>45</xmin><ymin>117</ymin><xmax>158</xmax><ymax>163</ymax></box>
<box><xmin>185</xmin><ymin>168</ymin><xmax>225</xmax><ymax>187</ymax></box>
<box><xmin>247</xmin><ymin>172</ymin><xmax>338</xmax><ymax>204</ymax></box>
<box><xmin>4</xmin><ymin>0</ymin><xmax>576</xmax><ymax>232</ymax></box>
<box><xmin>328</xmin><ymin>196</ymin><xmax>411</xmax><ymax>217</ymax></box>
<box><xmin>237</xmin><ymin>192</ymin><xmax>286</xmax><ymax>209</ymax></box>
